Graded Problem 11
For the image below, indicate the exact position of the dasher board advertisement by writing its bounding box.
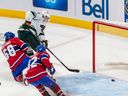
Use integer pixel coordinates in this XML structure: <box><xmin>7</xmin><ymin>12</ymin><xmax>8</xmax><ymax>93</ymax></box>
<box><xmin>125</xmin><ymin>0</ymin><xmax>128</xmax><ymax>22</ymax></box>
<box><xmin>33</xmin><ymin>0</ymin><xmax>68</xmax><ymax>11</ymax></box>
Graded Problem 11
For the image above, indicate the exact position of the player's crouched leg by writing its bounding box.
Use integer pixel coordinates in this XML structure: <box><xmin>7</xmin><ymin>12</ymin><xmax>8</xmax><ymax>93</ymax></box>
<box><xmin>30</xmin><ymin>75</ymin><xmax>65</xmax><ymax>96</ymax></box>
<box><xmin>40</xmin><ymin>75</ymin><xmax>65</xmax><ymax>96</ymax></box>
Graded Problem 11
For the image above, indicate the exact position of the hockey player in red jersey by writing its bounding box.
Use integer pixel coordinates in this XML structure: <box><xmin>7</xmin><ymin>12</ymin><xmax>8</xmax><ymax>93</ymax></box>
<box><xmin>23</xmin><ymin>44</ymin><xmax>65</xmax><ymax>96</ymax></box>
<box><xmin>1</xmin><ymin>32</ymin><xmax>30</xmax><ymax>82</ymax></box>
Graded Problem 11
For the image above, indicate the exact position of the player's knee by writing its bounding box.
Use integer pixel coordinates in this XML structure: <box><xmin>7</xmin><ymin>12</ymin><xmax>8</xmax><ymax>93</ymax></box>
<box><xmin>47</xmin><ymin>81</ymin><xmax>57</xmax><ymax>89</ymax></box>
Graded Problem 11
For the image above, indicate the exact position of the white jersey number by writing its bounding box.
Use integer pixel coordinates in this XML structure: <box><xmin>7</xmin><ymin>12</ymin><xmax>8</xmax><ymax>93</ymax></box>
<box><xmin>3</xmin><ymin>45</ymin><xmax>16</xmax><ymax>60</ymax></box>
<box><xmin>28</xmin><ymin>56</ymin><xmax>38</xmax><ymax>68</ymax></box>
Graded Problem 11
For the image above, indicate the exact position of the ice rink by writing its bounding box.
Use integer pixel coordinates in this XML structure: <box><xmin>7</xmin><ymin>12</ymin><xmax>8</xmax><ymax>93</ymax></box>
<box><xmin>0</xmin><ymin>17</ymin><xmax>128</xmax><ymax>96</ymax></box>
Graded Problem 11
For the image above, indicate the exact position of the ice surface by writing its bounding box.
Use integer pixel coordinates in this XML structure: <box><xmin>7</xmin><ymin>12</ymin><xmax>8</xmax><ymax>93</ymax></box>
<box><xmin>0</xmin><ymin>17</ymin><xmax>128</xmax><ymax>96</ymax></box>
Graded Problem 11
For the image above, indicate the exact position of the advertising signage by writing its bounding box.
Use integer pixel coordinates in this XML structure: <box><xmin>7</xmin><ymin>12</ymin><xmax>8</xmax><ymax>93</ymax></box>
<box><xmin>33</xmin><ymin>0</ymin><xmax>68</xmax><ymax>11</ymax></box>
<box><xmin>82</xmin><ymin>0</ymin><xmax>109</xmax><ymax>19</ymax></box>
<box><xmin>125</xmin><ymin>0</ymin><xmax>128</xmax><ymax>22</ymax></box>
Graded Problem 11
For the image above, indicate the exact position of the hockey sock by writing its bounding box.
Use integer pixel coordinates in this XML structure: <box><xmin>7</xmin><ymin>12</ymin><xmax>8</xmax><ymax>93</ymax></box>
<box><xmin>36</xmin><ymin>84</ymin><xmax>50</xmax><ymax>96</ymax></box>
<box><xmin>51</xmin><ymin>85</ymin><xmax>65</xmax><ymax>96</ymax></box>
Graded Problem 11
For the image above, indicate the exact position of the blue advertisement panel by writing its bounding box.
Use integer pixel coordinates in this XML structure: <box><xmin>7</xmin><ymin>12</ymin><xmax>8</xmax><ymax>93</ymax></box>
<box><xmin>125</xmin><ymin>0</ymin><xmax>128</xmax><ymax>22</ymax></box>
<box><xmin>82</xmin><ymin>0</ymin><xmax>109</xmax><ymax>20</ymax></box>
<box><xmin>33</xmin><ymin>0</ymin><xmax>68</xmax><ymax>11</ymax></box>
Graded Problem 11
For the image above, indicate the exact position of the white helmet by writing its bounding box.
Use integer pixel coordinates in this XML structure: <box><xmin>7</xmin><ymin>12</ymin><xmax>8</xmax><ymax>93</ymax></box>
<box><xmin>25</xmin><ymin>11</ymin><xmax>36</xmax><ymax>22</ymax></box>
<box><xmin>25</xmin><ymin>11</ymin><xmax>50</xmax><ymax>22</ymax></box>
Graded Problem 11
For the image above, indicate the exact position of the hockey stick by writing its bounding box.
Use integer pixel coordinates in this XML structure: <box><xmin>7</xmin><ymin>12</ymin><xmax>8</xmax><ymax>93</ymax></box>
<box><xmin>46</xmin><ymin>48</ymin><xmax>80</xmax><ymax>73</ymax></box>
<box><xmin>26</xmin><ymin>28</ymin><xmax>79</xmax><ymax>73</ymax></box>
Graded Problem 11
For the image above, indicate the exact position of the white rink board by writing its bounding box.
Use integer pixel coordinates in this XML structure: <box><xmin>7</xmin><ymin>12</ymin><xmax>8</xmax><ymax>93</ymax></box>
<box><xmin>0</xmin><ymin>0</ymin><xmax>125</xmax><ymax>22</ymax></box>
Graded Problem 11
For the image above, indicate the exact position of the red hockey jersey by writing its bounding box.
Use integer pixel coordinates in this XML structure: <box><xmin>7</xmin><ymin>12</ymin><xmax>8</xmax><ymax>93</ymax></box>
<box><xmin>1</xmin><ymin>37</ymin><xmax>28</xmax><ymax>71</ymax></box>
<box><xmin>25</xmin><ymin>52</ymin><xmax>53</xmax><ymax>83</ymax></box>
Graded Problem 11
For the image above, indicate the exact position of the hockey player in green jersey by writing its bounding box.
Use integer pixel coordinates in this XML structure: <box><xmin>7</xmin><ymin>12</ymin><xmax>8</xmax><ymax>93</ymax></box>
<box><xmin>17</xmin><ymin>11</ymin><xmax>50</xmax><ymax>55</ymax></box>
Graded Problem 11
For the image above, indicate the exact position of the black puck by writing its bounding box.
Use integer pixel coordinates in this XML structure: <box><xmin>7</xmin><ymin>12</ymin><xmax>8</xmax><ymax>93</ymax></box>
<box><xmin>111</xmin><ymin>79</ymin><xmax>115</xmax><ymax>82</ymax></box>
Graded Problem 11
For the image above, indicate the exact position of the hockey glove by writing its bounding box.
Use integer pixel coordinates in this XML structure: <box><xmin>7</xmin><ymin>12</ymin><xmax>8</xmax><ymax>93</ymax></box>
<box><xmin>48</xmin><ymin>67</ymin><xmax>56</xmax><ymax>75</ymax></box>
<box><xmin>44</xmin><ymin>40</ymin><xmax>48</xmax><ymax>48</ymax></box>
<box><xmin>41</xmin><ymin>40</ymin><xmax>48</xmax><ymax>48</ymax></box>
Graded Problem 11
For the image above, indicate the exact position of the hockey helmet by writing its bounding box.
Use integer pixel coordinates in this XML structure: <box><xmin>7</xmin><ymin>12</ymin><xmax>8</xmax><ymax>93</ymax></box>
<box><xmin>25</xmin><ymin>11</ymin><xmax>43</xmax><ymax>22</ymax></box>
<box><xmin>36</xmin><ymin>44</ymin><xmax>46</xmax><ymax>52</ymax></box>
<box><xmin>4</xmin><ymin>32</ymin><xmax>15</xmax><ymax>41</ymax></box>
<box><xmin>25</xmin><ymin>11</ymin><xmax>36</xmax><ymax>22</ymax></box>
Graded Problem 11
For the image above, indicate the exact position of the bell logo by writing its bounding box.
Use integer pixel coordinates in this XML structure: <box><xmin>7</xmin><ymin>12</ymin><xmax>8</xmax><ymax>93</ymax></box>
<box><xmin>82</xmin><ymin>0</ymin><xmax>109</xmax><ymax>19</ymax></box>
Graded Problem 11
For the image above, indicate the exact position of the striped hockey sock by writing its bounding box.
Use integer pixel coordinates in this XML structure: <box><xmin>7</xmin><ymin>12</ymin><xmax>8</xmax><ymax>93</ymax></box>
<box><xmin>36</xmin><ymin>84</ymin><xmax>50</xmax><ymax>96</ymax></box>
<box><xmin>51</xmin><ymin>85</ymin><xmax>65</xmax><ymax>96</ymax></box>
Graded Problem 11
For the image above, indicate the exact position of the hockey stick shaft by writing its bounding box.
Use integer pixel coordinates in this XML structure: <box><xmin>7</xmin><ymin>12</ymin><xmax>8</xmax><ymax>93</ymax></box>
<box><xmin>28</xmin><ymin>30</ymin><xmax>79</xmax><ymax>73</ymax></box>
<box><xmin>46</xmin><ymin>48</ymin><xmax>79</xmax><ymax>73</ymax></box>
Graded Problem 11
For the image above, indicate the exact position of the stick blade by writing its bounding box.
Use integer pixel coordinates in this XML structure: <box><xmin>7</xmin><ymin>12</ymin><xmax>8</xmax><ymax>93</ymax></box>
<box><xmin>68</xmin><ymin>69</ymin><xmax>80</xmax><ymax>73</ymax></box>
